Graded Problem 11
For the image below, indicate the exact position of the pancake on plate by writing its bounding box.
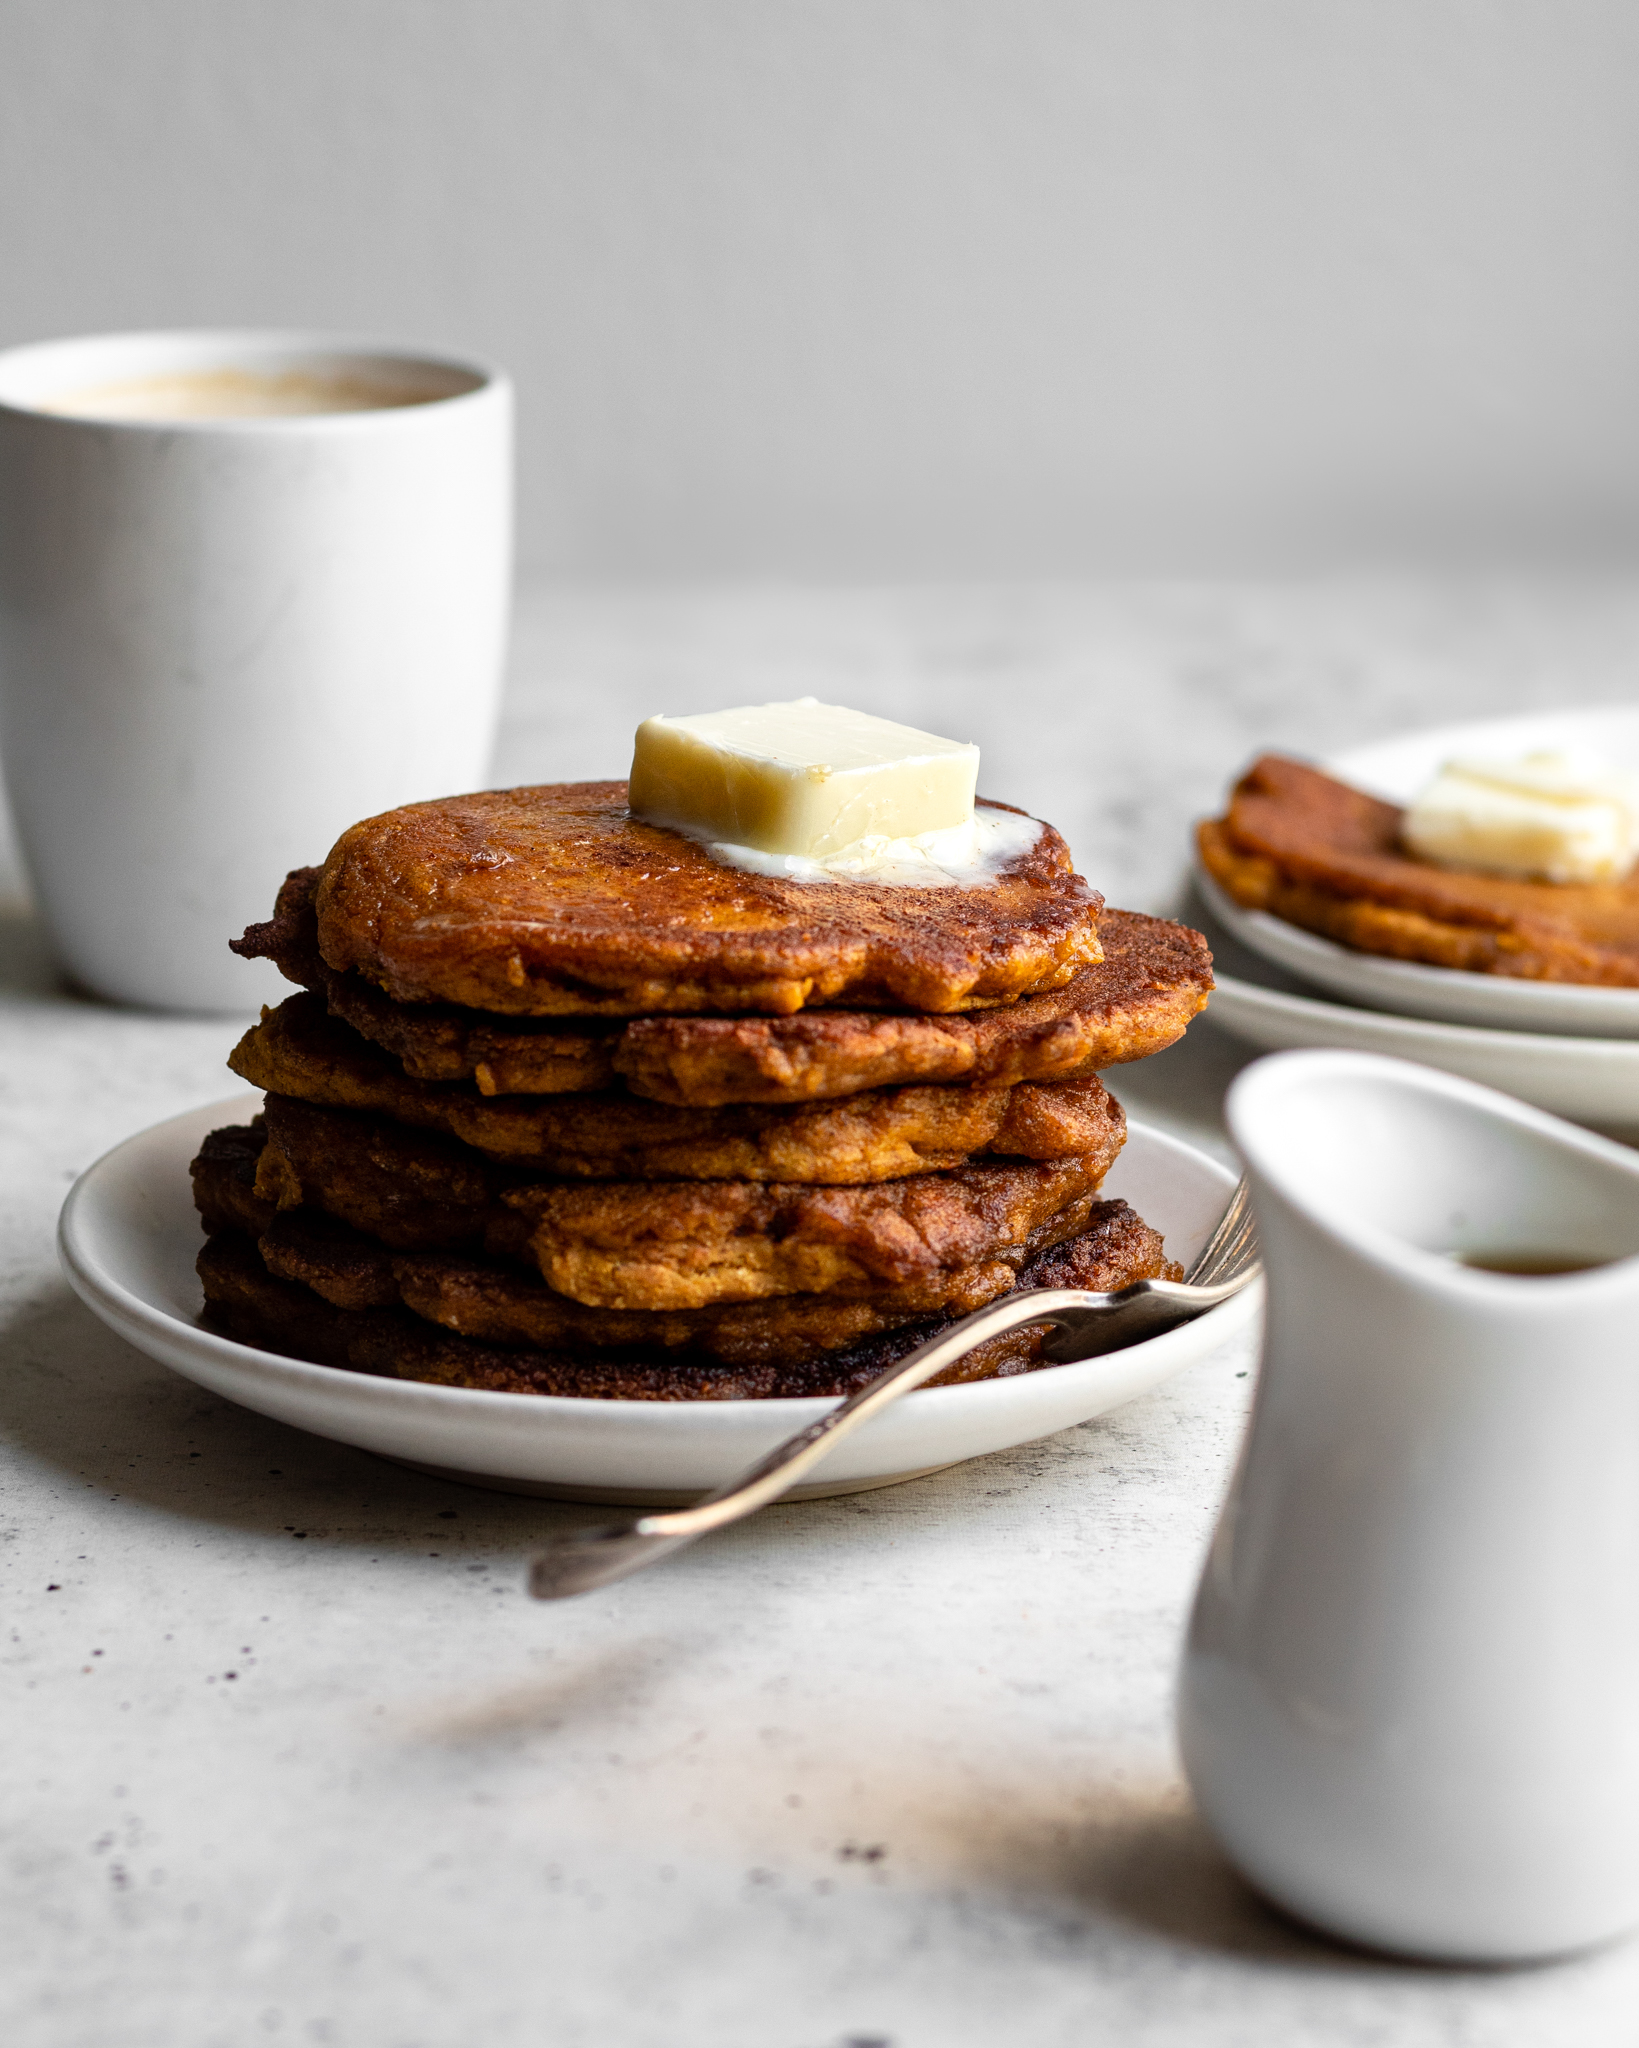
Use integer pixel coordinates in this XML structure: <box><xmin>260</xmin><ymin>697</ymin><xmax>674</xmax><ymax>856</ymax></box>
<box><xmin>194</xmin><ymin>1121</ymin><xmax>1158</xmax><ymax>1369</ymax></box>
<box><xmin>308</xmin><ymin>783</ymin><xmax>1102</xmax><ymax>1016</ymax></box>
<box><xmin>227</xmin><ymin>994</ymin><xmax>1132</xmax><ymax>1180</ymax></box>
<box><xmin>197</xmin><ymin>1202</ymin><xmax>1176</xmax><ymax>1400</ymax></box>
<box><xmin>236</xmin><ymin>870</ymin><xmax>1211</xmax><ymax>1102</ymax></box>
<box><xmin>1199</xmin><ymin>754</ymin><xmax>1639</xmax><ymax>986</ymax></box>
<box><xmin>227</xmin><ymin>1090</ymin><xmax>1118</xmax><ymax>1308</ymax></box>
<box><xmin>199</xmin><ymin>765</ymin><xmax>1214</xmax><ymax>1397</ymax></box>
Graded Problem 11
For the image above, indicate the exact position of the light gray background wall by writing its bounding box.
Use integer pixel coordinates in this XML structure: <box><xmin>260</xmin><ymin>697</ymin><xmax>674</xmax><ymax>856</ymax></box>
<box><xmin>1</xmin><ymin>0</ymin><xmax>1636</xmax><ymax>578</ymax></box>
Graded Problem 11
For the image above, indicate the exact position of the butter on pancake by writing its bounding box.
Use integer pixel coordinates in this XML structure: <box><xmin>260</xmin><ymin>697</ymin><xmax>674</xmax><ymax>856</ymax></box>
<box><xmin>203</xmin><ymin>716</ymin><xmax>1212</xmax><ymax>1399</ymax></box>
<box><xmin>236</xmin><ymin>871</ymin><xmax>1209</xmax><ymax>1103</ymax></box>
<box><xmin>1402</xmin><ymin>752</ymin><xmax>1639</xmax><ymax>886</ymax></box>
<box><xmin>629</xmin><ymin>698</ymin><xmax>981</xmax><ymax>867</ymax></box>
<box><xmin>1200</xmin><ymin>754</ymin><xmax>1639</xmax><ymax>984</ymax></box>
<box><xmin>311</xmin><ymin>782</ymin><xmax>1100</xmax><ymax>1017</ymax></box>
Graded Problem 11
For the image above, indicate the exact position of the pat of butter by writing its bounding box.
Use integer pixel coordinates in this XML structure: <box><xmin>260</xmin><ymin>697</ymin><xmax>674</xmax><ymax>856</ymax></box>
<box><xmin>1402</xmin><ymin>751</ymin><xmax>1639</xmax><ymax>885</ymax></box>
<box><xmin>628</xmin><ymin>698</ymin><xmax>980</xmax><ymax>860</ymax></box>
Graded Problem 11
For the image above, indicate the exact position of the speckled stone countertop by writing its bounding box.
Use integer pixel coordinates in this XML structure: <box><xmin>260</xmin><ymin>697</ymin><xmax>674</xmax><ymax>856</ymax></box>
<box><xmin>6</xmin><ymin>581</ymin><xmax>1639</xmax><ymax>2047</ymax></box>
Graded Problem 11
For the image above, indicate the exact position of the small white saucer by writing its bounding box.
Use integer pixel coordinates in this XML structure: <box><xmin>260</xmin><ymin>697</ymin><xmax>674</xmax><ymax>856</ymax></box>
<box><xmin>1198</xmin><ymin>870</ymin><xmax>1639</xmax><ymax>1039</ymax></box>
<box><xmin>1192</xmin><ymin>898</ymin><xmax>1639</xmax><ymax>1136</ymax></box>
<box><xmin>1199</xmin><ymin>705</ymin><xmax>1639</xmax><ymax>1039</ymax></box>
<box><xmin>58</xmin><ymin>1093</ymin><xmax>1257</xmax><ymax>1504</ymax></box>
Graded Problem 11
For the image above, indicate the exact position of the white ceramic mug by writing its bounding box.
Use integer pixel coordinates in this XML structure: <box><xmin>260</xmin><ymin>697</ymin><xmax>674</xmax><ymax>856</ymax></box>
<box><xmin>0</xmin><ymin>329</ymin><xmax>512</xmax><ymax>1012</ymax></box>
<box><xmin>1180</xmin><ymin>1049</ymin><xmax>1639</xmax><ymax>1963</ymax></box>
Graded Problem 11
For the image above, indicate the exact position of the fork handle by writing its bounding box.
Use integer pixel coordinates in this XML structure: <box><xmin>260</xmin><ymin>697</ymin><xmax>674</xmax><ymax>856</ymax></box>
<box><xmin>527</xmin><ymin>1286</ymin><xmax>1104</xmax><ymax>1598</ymax></box>
<box><xmin>644</xmin><ymin>1287</ymin><xmax>1104</xmax><ymax>1534</ymax></box>
<box><xmin>529</xmin><ymin>1180</ymin><xmax>1260</xmax><ymax>1600</ymax></box>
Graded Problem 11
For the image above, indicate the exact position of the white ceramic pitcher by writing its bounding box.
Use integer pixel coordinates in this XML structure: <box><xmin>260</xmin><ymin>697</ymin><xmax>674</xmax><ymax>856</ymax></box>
<box><xmin>1180</xmin><ymin>1049</ymin><xmax>1639</xmax><ymax>1963</ymax></box>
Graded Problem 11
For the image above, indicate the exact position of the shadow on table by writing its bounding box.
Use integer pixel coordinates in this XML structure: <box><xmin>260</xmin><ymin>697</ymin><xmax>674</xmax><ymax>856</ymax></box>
<box><xmin>1085</xmin><ymin>1789</ymin><xmax>1600</xmax><ymax>1979</ymax></box>
<box><xmin>401</xmin><ymin>1635</ymin><xmax>694</xmax><ymax>1745</ymax></box>
<box><xmin>0</xmin><ymin>1282</ymin><xmax>1128</xmax><ymax>1559</ymax></box>
<box><xmin>0</xmin><ymin>1282</ymin><xmax>583</xmax><ymax>1553</ymax></box>
<box><xmin>0</xmin><ymin>901</ymin><xmax>69</xmax><ymax>999</ymax></box>
<box><xmin>910</xmin><ymin>1765</ymin><xmax>1526</xmax><ymax>1980</ymax></box>
<box><xmin>1075</xmin><ymin>1791</ymin><xmax>1407</xmax><ymax>1969</ymax></box>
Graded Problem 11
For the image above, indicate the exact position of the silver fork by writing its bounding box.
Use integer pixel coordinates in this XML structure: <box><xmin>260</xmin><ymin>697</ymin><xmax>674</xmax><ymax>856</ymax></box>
<box><xmin>527</xmin><ymin>1177</ymin><xmax>1259</xmax><ymax>1600</ymax></box>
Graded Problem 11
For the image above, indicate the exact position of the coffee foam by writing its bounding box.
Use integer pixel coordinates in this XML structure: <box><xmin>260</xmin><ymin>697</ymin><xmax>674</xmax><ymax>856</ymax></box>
<box><xmin>35</xmin><ymin>366</ymin><xmax>455</xmax><ymax>421</ymax></box>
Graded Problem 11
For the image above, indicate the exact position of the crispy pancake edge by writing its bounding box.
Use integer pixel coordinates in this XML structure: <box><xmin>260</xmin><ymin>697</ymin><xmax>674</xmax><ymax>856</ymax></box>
<box><xmin>193</xmin><ymin>1123</ymin><xmax>1127</xmax><ymax>1359</ymax></box>
<box><xmin>227</xmin><ymin>992</ymin><xmax>1129</xmax><ymax>1182</ymax></box>
<box><xmin>495</xmin><ymin>1153</ymin><xmax>1113</xmax><ymax>1309</ymax></box>
<box><xmin>309</xmin><ymin>782</ymin><xmax>1104</xmax><ymax>1016</ymax></box>
<box><xmin>198</xmin><ymin>1112</ymin><xmax>1117</xmax><ymax>1311</ymax></box>
<box><xmin>236</xmin><ymin>872</ymin><xmax>1212</xmax><ymax>1103</ymax></box>
<box><xmin>197</xmin><ymin>1199</ymin><xmax>1178</xmax><ymax>1399</ymax></box>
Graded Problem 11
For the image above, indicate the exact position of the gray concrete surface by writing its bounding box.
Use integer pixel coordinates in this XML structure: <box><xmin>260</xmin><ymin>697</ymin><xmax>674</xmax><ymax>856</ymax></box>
<box><xmin>6</xmin><ymin>580</ymin><xmax>1639</xmax><ymax>2044</ymax></box>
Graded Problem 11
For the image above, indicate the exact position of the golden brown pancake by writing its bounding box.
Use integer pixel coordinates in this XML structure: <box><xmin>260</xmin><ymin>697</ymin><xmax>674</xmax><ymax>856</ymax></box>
<box><xmin>308</xmin><ymin>782</ymin><xmax>1102</xmax><ymax>1016</ymax></box>
<box><xmin>256</xmin><ymin>1208</ymin><xmax>1062</xmax><ymax>1362</ymax></box>
<box><xmin>616</xmin><ymin>910</ymin><xmax>1210</xmax><ymax>1104</ymax></box>
<box><xmin>231</xmin><ymin>1077</ymin><xmax>1128</xmax><ymax>1255</ymax></box>
<box><xmin>193</xmin><ymin>1122</ymin><xmax>1137</xmax><ymax>1360</ymax></box>
<box><xmin>219</xmin><ymin>1097</ymin><xmax>1111</xmax><ymax>1307</ymax></box>
<box><xmin>236</xmin><ymin>870</ymin><xmax>1211</xmax><ymax>1103</ymax></box>
<box><xmin>233</xmin><ymin>870</ymin><xmax>621</xmax><ymax>1093</ymax></box>
<box><xmin>191</xmin><ymin>1120</ymin><xmax>275</xmax><ymax>1237</ymax></box>
<box><xmin>1201</xmin><ymin>755</ymin><xmax>1639</xmax><ymax>985</ymax></box>
<box><xmin>251</xmin><ymin>1096</ymin><xmax>496</xmax><ymax>1250</ymax></box>
<box><xmin>228</xmin><ymin>993</ymin><xmax>1127</xmax><ymax>1181</ymax></box>
<box><xmin>197</xmin><ymin>1199</ymin><xmax>1179</xmax><ymax>1399</ymax></box>
<box><xmin>493</xmin><ymin>1154</ymin><xmax>1112</xmax><ymax>1309</ymax></box>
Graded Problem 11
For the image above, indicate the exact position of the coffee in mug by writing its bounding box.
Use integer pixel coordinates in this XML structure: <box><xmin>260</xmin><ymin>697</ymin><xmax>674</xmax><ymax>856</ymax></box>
<box><xmin>37</xmin><ymin>364</ymin><xmax>462</xmax><ymax>420</ymax></box>
<box><xmin>0</xmin><ymin>330</ymin><xmax>513</xmax><ymax>1012</ymax></box>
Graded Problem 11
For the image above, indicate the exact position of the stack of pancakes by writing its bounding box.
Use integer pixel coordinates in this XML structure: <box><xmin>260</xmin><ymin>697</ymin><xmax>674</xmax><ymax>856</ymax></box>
<box><xmin>193</xmin><ymin>783</ymin><xmax>1214</xmax><ymax>1400</ymax></box>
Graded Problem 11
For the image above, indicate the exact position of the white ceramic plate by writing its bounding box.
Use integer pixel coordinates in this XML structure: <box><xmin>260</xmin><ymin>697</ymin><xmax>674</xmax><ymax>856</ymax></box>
<box><xmin>1197</xmin><ymin>705</ymin><xmax>1639</xmax><ymax>1038</ymax></box>
<box><xmin>58</xmin><ymin>1093</ymin><xmax>1258</xmax><ymax>1505</ymax></box>
<box><xmin>1197</xmin><ymin>870</ymin><xmax>1639</xmax><ymax>1040</ymax></box>
<box><xmin>1194</xmin><ymin>903</ymin><xmax>1639</xmax><ymax>1136</ymax></box>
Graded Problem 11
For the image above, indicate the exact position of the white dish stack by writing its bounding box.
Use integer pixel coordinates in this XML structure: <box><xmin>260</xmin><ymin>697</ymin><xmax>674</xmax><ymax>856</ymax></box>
<box><xmin>1196</xmin><ymin>706</ymin><xmax>1639</xmax><ymax>1137</ymax></box>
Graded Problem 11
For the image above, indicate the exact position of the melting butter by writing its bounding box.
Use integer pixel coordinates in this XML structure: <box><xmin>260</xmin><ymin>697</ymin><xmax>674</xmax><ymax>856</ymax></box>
<box><xmin>685</xmin><ymin>804</ymin><xmax>1044</xmax><ymax>887</ymax></box>
<box><xmin>1402</xmin><ymin>750</ymin><xmax>1639</xmax><ymax>885</ymax></box>
<box><xmin>629</xmin><ymin>698</ymin><xmax>981</xmax><ymax>864</ymax></box>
